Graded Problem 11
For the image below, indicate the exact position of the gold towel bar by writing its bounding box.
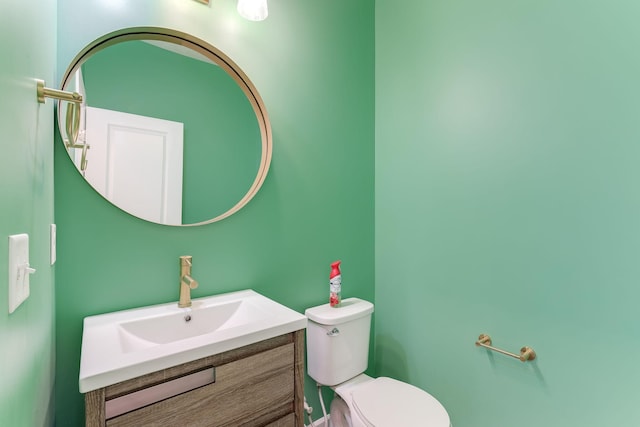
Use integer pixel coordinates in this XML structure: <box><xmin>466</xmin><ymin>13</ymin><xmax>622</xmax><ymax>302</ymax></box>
<box><xmin>475</xmin><ymin>334</ymin><xmax>536</xmax><ymax>362</ymax></box>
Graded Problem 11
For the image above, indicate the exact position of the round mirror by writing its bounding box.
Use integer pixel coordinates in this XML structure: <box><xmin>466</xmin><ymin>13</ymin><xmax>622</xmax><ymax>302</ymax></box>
<box><xmin>58</xmin><ymin>27</ymin><xmax>272</xmax><ymax>226</ymax></box>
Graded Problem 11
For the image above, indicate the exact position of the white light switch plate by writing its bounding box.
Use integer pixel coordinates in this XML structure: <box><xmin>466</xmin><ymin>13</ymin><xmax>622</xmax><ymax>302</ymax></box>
<box><xmin>8</xmin><ymin>234</ymin><xmax>35</xmax><ymax>313</ymax></box>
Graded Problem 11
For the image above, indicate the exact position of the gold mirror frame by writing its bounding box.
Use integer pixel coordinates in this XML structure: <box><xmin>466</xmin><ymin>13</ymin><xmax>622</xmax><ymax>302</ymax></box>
<box><xmin>58</xmin><ymin>27</ymin><xmax>272</xmax><ymax>226</ymax></box>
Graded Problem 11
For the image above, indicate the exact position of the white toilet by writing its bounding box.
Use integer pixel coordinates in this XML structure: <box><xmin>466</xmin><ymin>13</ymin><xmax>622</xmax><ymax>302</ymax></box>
<box><xmin>305</xmin><ymin>298</ymin><xmax>451</xmax><ymax>427</ymax></box>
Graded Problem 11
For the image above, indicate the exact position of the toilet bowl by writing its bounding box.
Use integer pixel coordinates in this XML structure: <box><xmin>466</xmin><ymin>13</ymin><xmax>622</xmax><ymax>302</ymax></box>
<box><xmin>329</xmin><ymin>394</ymin><xmax>352</xmax><ymax>427</ymax></box>
<box><xmin>329</xmin><ymin>374</ymin><xmax>450</xmax><ymax>427</ymax></box>
<box><xmin>305</xmin><ymin>299</ymin><xmax>451</xmax><ymax>427</ymax></box>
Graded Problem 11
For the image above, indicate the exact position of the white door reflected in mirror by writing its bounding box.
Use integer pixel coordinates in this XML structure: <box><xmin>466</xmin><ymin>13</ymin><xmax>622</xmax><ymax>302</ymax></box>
<box><xmin>84</xmin><ymin>107</ymin><xmax>184</xmax><ymax>225</ymax></box>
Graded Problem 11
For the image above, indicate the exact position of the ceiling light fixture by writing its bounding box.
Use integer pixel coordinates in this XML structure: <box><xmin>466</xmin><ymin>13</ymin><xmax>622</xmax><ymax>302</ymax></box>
<box><xmin>193</xmin><ymin>0</ymin><xmax>268</xmax><ymax>22</ymax></box>
<box><xmin>236</xmin><ymin>0</ymin><xmax>268</xmax><ymax>21</ymax></box>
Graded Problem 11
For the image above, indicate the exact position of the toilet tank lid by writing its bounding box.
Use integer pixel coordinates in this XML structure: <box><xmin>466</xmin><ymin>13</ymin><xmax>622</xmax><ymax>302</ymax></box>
<box><xmin>305</xmin><ymin>298</ymin><xmax>374</xmax><ymax>325</ymax></box>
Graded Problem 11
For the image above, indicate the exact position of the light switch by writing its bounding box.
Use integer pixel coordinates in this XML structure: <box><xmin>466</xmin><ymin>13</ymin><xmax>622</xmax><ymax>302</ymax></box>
<box><xmin>50</xmin><ymin>224</ymin><xmax>56</xmax><ymax>265</ymax></box>
<box><xmin>8</xmin><ymin>234</ymin><xmax>36</xmax><ymax>313</ymax></box>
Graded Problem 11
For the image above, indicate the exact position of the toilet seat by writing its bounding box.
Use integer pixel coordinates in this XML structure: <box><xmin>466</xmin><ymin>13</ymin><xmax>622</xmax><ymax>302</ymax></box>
<box><xmin>349</xmin><ymin>377</ymin><xmax>450</xmax><ymax>427</ymax></box>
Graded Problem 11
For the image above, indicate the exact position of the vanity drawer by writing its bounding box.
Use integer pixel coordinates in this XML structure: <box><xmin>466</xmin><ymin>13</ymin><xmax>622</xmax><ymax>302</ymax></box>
<box><xmin>106</xmin><ymin>343</ymin><xmax>295</xmax><ymax>427</ymax></box>
<box><xmin>266</xmin><ymin>413</ymin><xmax>296</xmax><ymax>426</ymax></box>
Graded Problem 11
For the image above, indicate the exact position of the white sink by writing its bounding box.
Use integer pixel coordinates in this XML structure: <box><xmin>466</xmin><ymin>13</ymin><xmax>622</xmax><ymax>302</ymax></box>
<box><xmin>79</xmin><ymin>289</ymin><xmax>307</xmax><ymax>393</ymax></box>
<box><xmin>117</xmin><ymin>299</ymin><xmax>262</xmax><ymax>351</ymax></box>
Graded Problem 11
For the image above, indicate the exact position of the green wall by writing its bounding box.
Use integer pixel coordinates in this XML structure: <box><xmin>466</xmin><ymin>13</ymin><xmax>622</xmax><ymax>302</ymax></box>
<box><xmin>376</xmin><ymin>1</ymin><xmax>640</xmax><ymax>426</ymax></box>
<box><xmin>0</xmin><ymin>1</ymin><xmax>57</xmax><ymax>426</ymax></box>
<box><xmin>55</xmin><ymin>0</ymin><xmax>374</xmax><ymax>425</ymax></box>
<box><xmin>7</xmin><ymin>0</ymin><xmax>639</xmax><ymax>425</ymax></box>
<box><xmin>81</xmin><ymin>40</ymin><xmax>260</xmax><ymax>223</ymax></box>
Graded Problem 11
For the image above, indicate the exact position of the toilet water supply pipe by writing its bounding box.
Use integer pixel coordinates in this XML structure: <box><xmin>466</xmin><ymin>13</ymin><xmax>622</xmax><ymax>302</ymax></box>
<box><xmin>318</xmin><ymin>383</ymin><xmax>329</xmax><ymax>427</ymax></box>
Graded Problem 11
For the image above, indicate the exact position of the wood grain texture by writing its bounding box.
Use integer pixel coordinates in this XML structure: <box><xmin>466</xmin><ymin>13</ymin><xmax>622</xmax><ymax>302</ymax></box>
<box><xmin>265</xmin><ymin>412</ymin><xmax>296</xmax><ymax>427</ymax></box>
<box><xmin>293</xmin><ymin>330</ymin><xmax>305</xmax><ymax>427</ymax></box>
<box><xmin>106</xmin><ymin>344</ymin><xmax>294</xmax><ymax>426</ymax></box>
<box><xmin>105</xmin><ymin>333</ymin><xmax>292</xmax><ymax>399</ymax></box>
<box><xmin>85</xmin><ymin>331</ymin><xmax>305</xmax><ymax>426</ymax></box>
<box><xmin>85</xmin><ymin>388</ymin><xmax>105</xmax><ymax>427</ymax></box>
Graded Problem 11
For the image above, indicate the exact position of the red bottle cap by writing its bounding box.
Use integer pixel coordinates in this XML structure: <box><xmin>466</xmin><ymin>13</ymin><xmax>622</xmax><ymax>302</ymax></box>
<box><xmin>330</xmin><ymin>260</ymin><xmax>342</xmax><ymax>279</ymax></box>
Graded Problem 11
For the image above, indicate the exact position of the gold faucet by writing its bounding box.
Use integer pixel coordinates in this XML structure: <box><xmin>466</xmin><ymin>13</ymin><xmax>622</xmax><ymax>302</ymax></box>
<box><xmin>178</xmin><ymin>256</ymin><xmax>199</xmax><ymax>308</ymax></box>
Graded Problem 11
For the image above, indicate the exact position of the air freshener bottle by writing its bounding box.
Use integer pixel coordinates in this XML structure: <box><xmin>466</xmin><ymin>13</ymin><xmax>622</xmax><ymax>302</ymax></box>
<box><xmin>329</xmin><ymin>260</ymin><xmax>342</xmax><ymax>307</ymax></box>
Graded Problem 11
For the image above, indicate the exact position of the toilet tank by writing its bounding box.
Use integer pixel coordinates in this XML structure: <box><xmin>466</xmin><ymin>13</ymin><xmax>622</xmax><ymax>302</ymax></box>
<box><xmin>305</xmin><ymin>298</ymin><xmax>374</xmax><ymax>386</ymax></box>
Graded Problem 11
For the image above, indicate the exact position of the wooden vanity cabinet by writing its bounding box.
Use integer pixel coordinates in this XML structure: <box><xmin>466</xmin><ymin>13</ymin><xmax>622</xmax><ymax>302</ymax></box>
<box><xmin>84</xmin><ymin>330</ymin><xmax>305</xmax><ymax>427</ymax></box>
